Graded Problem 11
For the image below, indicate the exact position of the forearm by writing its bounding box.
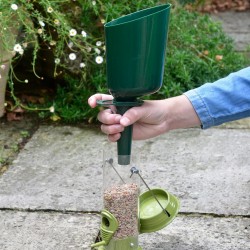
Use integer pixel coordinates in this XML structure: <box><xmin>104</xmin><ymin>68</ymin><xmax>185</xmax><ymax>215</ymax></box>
<box><xmin>165</xmin><ymin>95</ymin><xmax>201</xmax><ymax>131</ymax></box>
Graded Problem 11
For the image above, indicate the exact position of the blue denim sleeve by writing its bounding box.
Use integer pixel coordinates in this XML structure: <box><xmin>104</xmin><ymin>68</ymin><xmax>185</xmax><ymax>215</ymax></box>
<box><xmin>184</xmin><ymin>67</ymin><xmax>250</xmax><ymax>129</ymax></box>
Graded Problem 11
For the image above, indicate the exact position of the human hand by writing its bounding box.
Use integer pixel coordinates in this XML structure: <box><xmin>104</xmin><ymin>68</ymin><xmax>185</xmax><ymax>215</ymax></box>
<box><xmin>88</xmin><ymin>93</ymin><xmax>173</xmax><ymax>141</ymax></box>
<box><xmin>88</xmin><ymin>93</ymin><xmax>201</xmax><ymax>141</ymax></box>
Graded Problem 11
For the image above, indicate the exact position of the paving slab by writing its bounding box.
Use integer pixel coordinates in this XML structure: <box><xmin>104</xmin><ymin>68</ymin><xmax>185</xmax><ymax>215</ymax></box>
<box><xmin>138</xmin><ymin>128</ymin><xmax>250</xmax><ymax>216</ymax></box>
<box><xmin>0</xmin><ymin>117</ymin><xmax>39</xmax><ymax>172</ymax></box>
<box><xmin>0</xmin><ymin>210</ymin><xmax>100</xmax><ymax>250</ymax></box>
<box><xmin>211</xmin><ymin>11</ymin><xmax>250</xmax><ymax>51</ymax></box>
<box><xmin>0</xmin><ymin>125</ymin><xmax>106</xmax><ymax>211</ymax></box>
<box><xmin>139</xmin><ymin>215</ymin><xmax>250</xmax><ymax>250</ymax></box>
<box><xmin>1</xmin><ymin>210</ymin><xmax>248</xmax><ymax>250</ymax></box>
<box><xmin>0</xmin><ymin>126</ymin><xmax>249</xmax><ymax>217</ymax></box>
<box><xmin>219</xmin><ymin>117</ymin><xmax>250</xmax><ymax>129</ymax></box>
<box><xmin>0</xmin><ymin>125</ymin><xmax>249</xmax><ymax>249</ymax></box>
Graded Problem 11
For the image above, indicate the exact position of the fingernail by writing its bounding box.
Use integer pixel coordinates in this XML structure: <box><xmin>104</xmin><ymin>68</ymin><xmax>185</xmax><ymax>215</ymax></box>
<box><xmin>88</xmin><ymin>97</ymin><xmax>93</xmax><ymax>104</ymax></box>
<box><xmin>121</xmin><ymin>117</ymin><xmax>130</xmax><ymax>126</ymax></box>
<box><xmin>114</xmin><ymin>115</ymin><xmax>121</xmax><ymax>123</ymax></box>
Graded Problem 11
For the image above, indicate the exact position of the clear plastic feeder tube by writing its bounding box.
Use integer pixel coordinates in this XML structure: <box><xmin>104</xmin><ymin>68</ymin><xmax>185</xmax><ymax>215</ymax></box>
<box><xmin>102</xmin><ymin>143</ymin><xmax>141</xmax><ymax>250</ymax></box>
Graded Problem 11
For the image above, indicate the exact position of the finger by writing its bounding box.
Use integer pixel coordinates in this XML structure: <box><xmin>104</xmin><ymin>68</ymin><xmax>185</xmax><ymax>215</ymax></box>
<box><xmin>97</xmin><ymin>109</ymin><xmax>121</xmax><ymax>125</ymax></box>
<box><xmin>120</xmin><ymin>102</ymin><xmax>148</xmax><ymax>126</ymax></box>
<box><xmin>101</xmin><ymin>123</ymin><xmax>124</xmax><ymax>135</ymax></box>
<box><xmin>88</xmin><ymin>93</ymin><xmax>113</xmax><ymax>108</ymax></box>
<box><xmin>108</xmin><ymin>133</ymin><xmax>121</xmax><ymax>142</ymax></box>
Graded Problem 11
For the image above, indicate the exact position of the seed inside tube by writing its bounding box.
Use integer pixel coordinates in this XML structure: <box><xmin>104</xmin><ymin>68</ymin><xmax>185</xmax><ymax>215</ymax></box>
<box><xmin>104</xmin><ymin>183</ymin><xmax>139</xmax><ymax>239</ymax></box>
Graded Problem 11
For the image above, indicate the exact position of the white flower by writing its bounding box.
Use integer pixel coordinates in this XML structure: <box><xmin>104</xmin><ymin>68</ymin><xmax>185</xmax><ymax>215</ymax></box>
<box><xmin>24</xmin><ymin>79</ymin><xmax>29</xmax><ymax>83</ymax></box>
<box><xmin>101</xmin><ymin>19</ymin><xmax>105</xmax><ymax>24</ymax></box>
<box><xmin>69</xmin><ymin>29</ymin><xmax>77</xmax><ymax>37</ymax></box>
<box><xmin>94</xmin><ymin>48</ymin><xmax>101</xmax><ymax>54</ymax></box>
<box><xmin>68</xmin><ymin>42</ymin><xmax>74</xmax><ymax>48</ymax></box>
<box><xmin>86</xmin><ymin>47</ymin><xmax>92</xmax><ymax>52</ymax></box>
<box><xmin>49</xmin><ymin>40</ymin><xmax>56</xmax><ymax>46</ymax></box>
<box><xmin>37</xmin><ymin>28</ymin><xmax>43</xmax><ymax>34</ymax></box>
<box><xmin>39</xmin><ymin>20</ymin><xmax>45</xmax><ymax>27</ymax></box>
<box><xmin>11</xmin><ymin>4</ymin><xmax>18</xmax><ymax>10</ymax></box>
<box><xmin>54</xmin><ymin>19</ymin><xmax>60</xmax><ymax>25</ymax></box>
<box><xmin>69</xmin><ymin>53</ymin><xmax>76</xmax><ymax>60</ymax></box>
<box><xmin>81</xmin><ymin>30</ymin><xmax>87</xmax><ymax>37</ymax></box>
<box><xmin>47</xmin><ymin>7</ymin><xmax>53</xmax><ymax>13</ymax></box>
<box><xmin>96</xmin><ymin>41</ymin><xmax>102</xmax><ymax>46</ymax></box>
<box><xmin>1</xmin><ymin>65</ymin><xmax>6</xmax><ymax>70</ymax></box>
<box><xmin>80</xmin><ymin>62</ymin><xmax>86</xmax><ymax>68</ymax></box>
<box><xmin>92</xmin><ymin>1</ymin><xmax>96</xmax><ymax>6</ymax></box>
<box><xmin>54</xmin><ymin>58</ymin><xmax>60</xmax><ymax>64</ymax></box>
<box><xmin>49</xmin><ymin>106</ymin><xmax>55</xmax><ymax>113</ymax></box>
<box><xmin>14</xmin><ymin>44</ymin><xmax>22</xmax><ymax>52</ymax></box>
<box><xmin>18</xmin><ymin>49</ymin><xmax>24</xmax><ymax>55</ymax></box>
<box><xmin>95</xmin><ymin>56</ymin><xmax>103</xmax><ymax>64</ymax></box>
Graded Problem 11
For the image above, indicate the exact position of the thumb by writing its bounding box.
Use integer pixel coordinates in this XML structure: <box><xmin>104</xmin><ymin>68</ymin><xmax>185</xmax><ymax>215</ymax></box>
<box><xmin>120</xmin><ymin>105</ymin><xmax>147</xmax><ymax>126</ymax></box>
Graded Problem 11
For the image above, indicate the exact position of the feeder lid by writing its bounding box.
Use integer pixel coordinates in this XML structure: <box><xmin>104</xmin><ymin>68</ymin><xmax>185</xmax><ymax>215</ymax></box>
<box><xmin>139</xmin><ymin>188</ymin><xmax>180</xmax><ymax>233</ymax></box>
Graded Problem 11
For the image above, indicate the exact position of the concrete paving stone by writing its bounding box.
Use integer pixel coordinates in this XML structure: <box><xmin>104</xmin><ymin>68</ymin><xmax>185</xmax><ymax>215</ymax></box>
<box><xmin>0</xmin><ymin>126</ymin><xmax>249</xmax><ymax>217</ymax></box>
<box><xmin>219</xmin><ymin>118</ymin><xmax>250</xmax><ymax>129</ymax></box>
<box><xmin>211</xmin><ymin>11</ymin><xmax>250</xmax><ymax>51</ymax></box>
<box><xmin>0</xmin><ymin>125</ymin><xmax>106</xmax><ymax>211</ymax></box>
<box><xmin>227</xmin><ymin>32</ymin><xmax>250</xmax><ymax>52</ymax></box>
<box><xmin>136</xmin><ymin>128</ymin><xmax>250</xmax><ymax>216</ymax></box>
<box><xmin>0</xmin><ymin>210</ymin><xmax>100</xmax><ymax>250</ymax></box>
<box><xmin>139</xmin><ymin>215</ymin><xmax>250</xmax><ymax>250</ymax></box>
<box><xmin>0</xmin><ymin>117</ymin><xmax>39</xmax><ymax>170</ymax></box>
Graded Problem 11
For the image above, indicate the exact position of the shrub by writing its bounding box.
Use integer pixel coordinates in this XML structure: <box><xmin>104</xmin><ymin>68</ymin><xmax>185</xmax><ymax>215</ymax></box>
<box><xmin>1</xmin><ymin>1</ymin><xmax>248</xmax><ymax>122</ymax></box>
<box><xmin>1</xmin><ymin>0</ymin><xmax>159</xmax><ymax>121</ymax></box>
<box><xmin>158</xmin><ymin>7</ymin><xmax>248</xmax><ymax>99</ymax></box>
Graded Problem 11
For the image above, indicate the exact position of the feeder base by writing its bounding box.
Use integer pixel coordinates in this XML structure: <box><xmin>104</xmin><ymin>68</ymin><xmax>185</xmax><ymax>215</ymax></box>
<box><xmin>95</xmin><ymin>237</ymin><xmax>142</xmax><ymax>250</ymax></box>
<box><xmin>96</xmin><ymin>247</ymin><xmax>142</xmax><ymax>250</ymax></box>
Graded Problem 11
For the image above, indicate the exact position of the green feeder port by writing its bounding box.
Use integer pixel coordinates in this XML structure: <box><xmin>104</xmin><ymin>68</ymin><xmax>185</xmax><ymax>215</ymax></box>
<box><xmin>91</xmin><ymin>210</ymin><xmax>142</xmax><ymax>250</ymax></box>
<box><xmin>91</xmin><ymin>210</ymin><xmax>119</xmax><ymax>248</ymax></box>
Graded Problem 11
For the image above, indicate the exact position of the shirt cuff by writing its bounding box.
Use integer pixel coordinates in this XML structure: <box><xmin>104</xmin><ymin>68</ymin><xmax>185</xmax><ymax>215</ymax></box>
<box><xmin>184</xmin><ymin>90</ymin><xmax>214</xmax><ymax>129</ymax></box>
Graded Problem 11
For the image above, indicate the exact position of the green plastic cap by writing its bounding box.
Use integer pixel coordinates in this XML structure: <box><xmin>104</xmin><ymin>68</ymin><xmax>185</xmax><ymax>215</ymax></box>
<box><xmin>139</xmin><ymin>188</ymin><xmax>180</xmax><ymax>233</ymax></box>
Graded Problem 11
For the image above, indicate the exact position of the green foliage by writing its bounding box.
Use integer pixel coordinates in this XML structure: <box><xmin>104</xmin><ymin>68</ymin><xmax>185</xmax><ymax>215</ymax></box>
<box><xmin>51</xmin><ymin>0</ymin><xmax>162</xmax><ymax>122</ymax></box>
<box><xmin>56</xmin><ymin>3</ymin><xmax>248</xmax><ymax>122</ymax></box>
<box><xmin>159</xmin><ymin>8</ymin><xmax>248</xmax><ymax>98</ymax></box>
<box><xmin>177</xmin><ymin>0</ymin><xmax>197</xmax><ymax>4</ymax></box>
<box><xmin>1</xmin><ymin>1</ymin><xmax>248</xmax><ymax>122</ymax></box>
<box><xmin>1</xmin><ymin>0</ymin><xmax>99</xmax><ymax>114</ymax></box>
<box><xmin>53</xmin><ymin>74</ymin><xmax>99</xmax><ymax>122</ymax></box>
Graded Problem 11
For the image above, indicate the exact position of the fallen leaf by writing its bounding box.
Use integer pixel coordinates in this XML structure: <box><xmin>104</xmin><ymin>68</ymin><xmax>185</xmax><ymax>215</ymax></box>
<box><xmin>6</xmin><ymin>106</ymin><xmax>25</xmax><ymax>121</ymax></box>
<box><xmin>50</xmin><ymin>114</ymin><xmax>61</xmax><ymax>121</ymax></box>
<box><xmin>215</xmin><ymin>55</ymin><xmax>223</xmax><ymax>61</ymax></box>
<box><xmin>203</xmin><ymin>50</ymin><xmax>209</xmax><ymax>55</ymax></box>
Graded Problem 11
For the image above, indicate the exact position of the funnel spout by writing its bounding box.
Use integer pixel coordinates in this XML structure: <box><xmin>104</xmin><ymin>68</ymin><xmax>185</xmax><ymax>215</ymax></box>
<box><xmin>96</xmin><ymin>98</ymin><xmax>143</xmax><ymax>165</ymax></box>
<box><xmin>116</xmin><ymin>105</ymin><xmax>133</xmax><ymax>165</ymax></box>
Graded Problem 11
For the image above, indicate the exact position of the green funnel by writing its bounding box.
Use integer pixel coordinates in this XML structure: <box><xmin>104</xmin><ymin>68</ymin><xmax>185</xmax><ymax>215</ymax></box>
<box><xmin>101</xmin><ymin>4</ymin><xmax>171</xmax><ymax>165</ymax></box>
